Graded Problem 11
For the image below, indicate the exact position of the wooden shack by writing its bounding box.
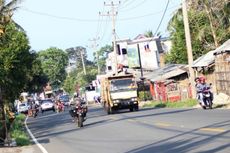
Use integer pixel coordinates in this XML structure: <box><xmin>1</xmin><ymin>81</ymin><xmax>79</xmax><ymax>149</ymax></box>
<box><xmin>214</xmin><ymin>50</ymin><xmax>230</xmax><ymax>96</ymax></box>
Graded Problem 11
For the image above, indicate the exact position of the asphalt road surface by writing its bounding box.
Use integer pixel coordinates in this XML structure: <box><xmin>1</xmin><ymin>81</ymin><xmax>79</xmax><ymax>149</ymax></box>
<box><xmin>26</xmin><ymin>104</ymin><xmax>230</xmax><ymax>153</ymax></box>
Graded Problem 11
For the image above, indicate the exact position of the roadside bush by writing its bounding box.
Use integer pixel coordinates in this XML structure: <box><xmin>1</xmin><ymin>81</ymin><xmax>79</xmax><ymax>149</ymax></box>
<box><xmin>138</xmin><ymin>91</ymin><xmax>152</xmax><ymax>101</ymax></box>
<box><xmin>143</xmin><ymin>99</ymin><xmax>197</xmax><ymax>108</ymax></box>
<box><xmin>10</xmin><ymin>114</ymin><xmax>30</xmax><ymax>146</ymax></box>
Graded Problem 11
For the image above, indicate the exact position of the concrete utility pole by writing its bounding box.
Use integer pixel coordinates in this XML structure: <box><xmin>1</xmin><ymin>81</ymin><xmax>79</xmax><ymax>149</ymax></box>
<box><xmin>89</xmin><ymin>37</ymin><xmax>100</xmax><ymax>74</ymax></box>
<box><xmin>182</xmin><ymin>0</ymin><xmax>196</xmax><ymax>98</ymax></box>
<box><xmin>80</xmin><ymin>48</ymin><xmax>87</xmax><ymax>75</ymax></box>
<box><xmin>100</xmin><ymin>1</ymin><xmax>120</xmax><ymax>75</ymax></box>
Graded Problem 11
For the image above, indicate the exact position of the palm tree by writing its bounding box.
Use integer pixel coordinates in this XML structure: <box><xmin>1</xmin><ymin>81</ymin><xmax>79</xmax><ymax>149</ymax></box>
<box><xmin>144</xmin><ymin>30</ymin><xmax>153</xmax><ymax>38</ymax></box>
<box><xmin>0</xmin><ymin>0</ymin><xmax>22</xmax><ymax>34</ymax></box>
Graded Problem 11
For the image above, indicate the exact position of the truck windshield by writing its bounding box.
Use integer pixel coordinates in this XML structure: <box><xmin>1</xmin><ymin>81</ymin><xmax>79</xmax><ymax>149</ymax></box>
<box><xmin>110</xmin><ymin>79</ymin><xmax>136</xmax><ymax>92</ymax></box>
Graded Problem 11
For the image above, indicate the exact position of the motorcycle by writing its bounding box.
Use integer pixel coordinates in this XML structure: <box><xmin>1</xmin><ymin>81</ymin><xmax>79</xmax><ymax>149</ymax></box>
<box><xmin>32</xmin><ymin>108</ymin><xmax>39</xmax><ymax>118</ymax></box>
<box><xmin>201</xmin><ymin>88</ymin><xmax>213</xmax><ymax>109</ymax></box>
<box><xmin>72</xmin><ymin>103</ymin><xmax>87</xmax><ymax>127</ymax></box>
<box><xmin>57</xmin><ymin>102</ymin><xmax>65</xmax><ymax>113</ymax></box>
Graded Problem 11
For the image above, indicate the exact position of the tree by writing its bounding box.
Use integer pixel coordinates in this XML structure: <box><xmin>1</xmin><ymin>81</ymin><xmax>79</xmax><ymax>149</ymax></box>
<box><xmin>26</xmin><ymin>51</ymin><xmax>48</xmax><ymax>93</ymax></box>
<box><xmin>0</xmin><ymin>22</ymin><xmax>31</xmax><ymax>103</ymax></box>
<box><xmin>38</xmin><ymin>47</ymin><xmax>68</xmax><ymax>89</ymax></box>
<box><xmin>63</xmin><ymin>65</ymin><xmax>97</xmax><ymax>95</ymax></box>
<box><xmin>0</xmin><ymin>0</ymin><xmax>23</xmax><ymax>35</ymax></box>
<box><xmin>166</xmin><ymin>1</ymin><xmax>230</xmax><ymax>64</ymax></box>
<box><xmin>144</xmin><ymin>30</ymin><xmax>153</xmax><ymax>38</ymax></box>
<box><xmin>66</xmin><ymin>46</ymin><xmax>87</xmax><ymax>69</ymax></box>
<box><xmin>93</xmin><ymin>45</ymin><xmax>112</xmax><ymax>73</ymax></box>
<box><xmin>166</xmin><ymin>8</ymin><xmax>188</xmax><ymax>64</ymax></box>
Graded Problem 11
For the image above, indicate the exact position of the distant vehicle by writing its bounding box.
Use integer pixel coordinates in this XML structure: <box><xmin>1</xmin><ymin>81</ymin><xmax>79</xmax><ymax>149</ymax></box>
<box><xmin>40</xmin><ymin>99</ymin><xmax>55</xmax><ymax>113</ymax></box>
<box><xmin>85</xmin><ymin>84</ymin><xmax>99</xmax><ymax>104</ymax></box>
<box><xmin>18</xmin><ymin>102</ymin><xmax>29</xmax><ymax>114</ymax></box>
<box><xmin>59</xmin><ymin>95</ymin><xmax>70</xmax><ymax>106</ymax></box>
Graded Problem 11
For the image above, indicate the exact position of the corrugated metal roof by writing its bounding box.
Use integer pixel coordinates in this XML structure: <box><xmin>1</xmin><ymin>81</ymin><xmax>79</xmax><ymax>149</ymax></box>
<box><xmin>214</xmin><ymin>39</ymin><xmax>230</xmax><ymax>54</ymax></box>
<box><xmin>192</xmin><ymin>50</ymin><xmax>215</xmax><ymax>67</ymax></box>
<box><xmin>192</xmin><ymin>39</ymin><xmax>230</xmax><ymax>67</ymax></box>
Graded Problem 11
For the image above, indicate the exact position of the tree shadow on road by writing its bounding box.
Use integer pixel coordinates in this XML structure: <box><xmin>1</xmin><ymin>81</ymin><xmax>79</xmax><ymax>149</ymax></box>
<box><xmin>125</xmin><ymin>120</ymin><xmax>230</xmax><ymax>153</ymax></box>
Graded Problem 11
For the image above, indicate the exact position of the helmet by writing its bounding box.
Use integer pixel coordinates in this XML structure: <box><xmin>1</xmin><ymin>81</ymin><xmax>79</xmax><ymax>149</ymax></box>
<box><xmin>199</xmin><ymin>76</ymin><xmax>206</xmax><ymax>82</ymax></box>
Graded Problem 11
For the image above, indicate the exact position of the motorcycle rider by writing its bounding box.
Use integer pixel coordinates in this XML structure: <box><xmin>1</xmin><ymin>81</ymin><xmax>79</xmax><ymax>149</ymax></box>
<box><xmin>31</xmin><ymin>101</ymin><xmax>39</xmax><ymax>117</ymax></box>
<box><xmin>69</xmin><ymin>93</ymin><xmax>81</xmax><ymax>122</ymax></box>
<box><xmin>196</xmin><ymin>76</ymin><xmax>212</xmax><ymax>106</ymax></box>
<box><xmin>56</xmin><ymin>99</ymin><xmax>64</xmax><ymax>113</ymax></box>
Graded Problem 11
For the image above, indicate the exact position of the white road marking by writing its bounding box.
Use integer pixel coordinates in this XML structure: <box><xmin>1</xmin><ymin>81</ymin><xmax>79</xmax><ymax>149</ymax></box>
<box><xmin>200</xmin><ymin>128</ymin><xmax>226</xmax><ymax>133</ymax></box>
<box><xmin>25</xmin><ymin>116</ymin><xmax>49</xmax><ymax>153</ymax></box>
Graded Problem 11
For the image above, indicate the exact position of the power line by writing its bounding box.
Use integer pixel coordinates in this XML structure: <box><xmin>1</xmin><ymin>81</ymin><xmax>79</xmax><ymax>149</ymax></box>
<box><xmin>118</xmin><ymin>4</ymin><xmax>179</xmax><ymax>21</ymax></box>
<box><xmin>153</xmin><ymin>0</ymin><xmax>170</xmax><ymax>36</ymax></box>
<box><xmin>119</xmin><ymin>0</ymin><xmax>148</xmax><ymax>12</ymax></box>
<box><xmin>118</xmin><ymin>0</ymin><xmax>139</xmax><ymax>10</ymax></box>
<box><xmin>21</xmin><ymin>8</ymin><xmax>98</xmax><ymax>22</ymax></box>
<box><xmin>95</xmin><ymin>5</ymin><xmax>105</xmax><ymax>37</ymax></box>
<box><xmin>20</xmin><ymin>5</ymin><xmax>179</xmax><ymax>22</ymax></box>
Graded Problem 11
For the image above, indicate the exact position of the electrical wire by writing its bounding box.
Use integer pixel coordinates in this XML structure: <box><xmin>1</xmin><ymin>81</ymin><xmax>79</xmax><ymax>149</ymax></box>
<box><xmin>119</xmin><ymin>0</ymin><xmax>147</xmax><ymax>12</ymax></box>
<box><xmin>118</xmin><ymin>0</ymin><xmax>139</xmax><ymax>10</ymax></box>
<box><xmin>20</xmin><ymin>7</ymin><xmax>98</xmax><ymax>22</ymax></box>
<box><xmin>20</xmin><ymin>4</ymin><xmax>179</xmax><ymax>22</ymax></box>
<box><xmin>98</xmin><ymin>16</ymin><xmax>110</xmax><ymax>45</ymax></box>
<box><xmin>153</xmin><ymin>0</ymin><xmax>170</xmax><ymax>36</ymax></box>
<box><xmin>95</xmin><ymin>5</ymin><xmax>105</xmax><ymax>38</ymax></box>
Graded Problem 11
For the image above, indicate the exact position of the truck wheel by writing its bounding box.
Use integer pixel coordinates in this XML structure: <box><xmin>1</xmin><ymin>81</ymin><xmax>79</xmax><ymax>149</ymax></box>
<box><xmin>130</xmin><ymin>107</ymin><xmax>134</xmax><ymax>112</ymax></box>
<box><xmin>135</xmin><ymin>105</ymin><xmax>139</xmax><ymax>111</ymax></box>
<box><xmin>107</xmin><ymin>106</ymin><xmax>113</xmax><ymax>114</ymax></box>
<box><xmin>107</xmin><ymin>106</ymin><xmax>111</xmax><ymax>114</ymax></box>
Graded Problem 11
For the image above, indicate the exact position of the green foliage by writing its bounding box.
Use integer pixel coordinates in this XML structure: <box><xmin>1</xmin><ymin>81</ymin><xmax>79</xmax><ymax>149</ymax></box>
<box><xmin>63</xmin><ymin>64</ymin><xmax>97</xmax><ymax>95</ymax></box>
<box><xmin>166</xmin><ymin>9</ymin><xmax>188</xmax><ymax>64</ymax></box>
<box><xmin>138</xmin><ymin>91</ymin><xmax>152</xmax><ymax>101</ymax></box>
<box><xmin>143</xmin><ymin>99</ymin><xmax>197</xmax><ymax>108</ymax></box>
<box><xmin>10</xmin><ymin>114</ymin><xmax>30</xmax><ymax>146</ymax></box>
<box><xmin>38</xmin><ymin>47</ymin><xmax>68</xmax><ymax>89</ymax></box>
<box><xmin>0</xmin><ymin>22</ymin><xmax>32</xmax><ymax>103</ymax></box>
<box><xmin>0</xmin><ymin>0</ymin><xmax>22</xmax><ymax>31</ymax></box>
<box><xmin>166</xmin><ymin>1</ymin><xmax>230</xmax><ymax>64</ymax></box>
<box><xmin>93</xmin><ymin>45</ymin><xmax>112</xmax><ymax>73</ymax></box>
<box><xmin>66</xmin><ymin>46</ymin><xmax>87</xmax><ymax>69</ymax></box>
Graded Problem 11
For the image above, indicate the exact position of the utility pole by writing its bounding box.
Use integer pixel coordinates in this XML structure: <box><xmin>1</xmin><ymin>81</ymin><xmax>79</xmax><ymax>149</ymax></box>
<box><xmin>89</xmin><ymin>37</ymin><xmax>100</xmax><ymax>74</ymax></box>
<box><xmin>100</xmin><ymin>1</ymin><xmax>120</xmax><ymax>75</ymax></box>
<box><xmin>182</xmin><ymin>0</ymin><xmax>196</xmax><ymax>98</ymax></box>
<box><xmin>80</xmin><ymin>48</ymin><xmax>86</xmax><ymax>75</ymax></box>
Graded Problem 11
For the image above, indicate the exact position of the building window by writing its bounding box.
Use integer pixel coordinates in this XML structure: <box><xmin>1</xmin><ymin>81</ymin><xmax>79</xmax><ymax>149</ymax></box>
<box><xmin>108</xmin><ymin>66</ymin><xmax>112</xmax><ymax>70</ymax></box>
<box><xmin>122</xmin><ymin>48</ymin><xmax>127</xmax><ymax>54</ymax></box>
<box><xmin>144</xmin><ymin>44</ymin><xmax>151</xmax><ymax>52</ymax></box>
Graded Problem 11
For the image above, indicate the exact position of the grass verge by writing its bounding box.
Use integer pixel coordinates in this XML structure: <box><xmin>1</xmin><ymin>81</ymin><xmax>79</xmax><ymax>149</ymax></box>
<box><xmin>142</xmin><ymin>99</ymin><xmax>198</xmax><ymax>108</ymax></box>
<box><xmin>10</xmin><ymin>114</ymin><xmax>31</xmax><ymax>146</ymax></box>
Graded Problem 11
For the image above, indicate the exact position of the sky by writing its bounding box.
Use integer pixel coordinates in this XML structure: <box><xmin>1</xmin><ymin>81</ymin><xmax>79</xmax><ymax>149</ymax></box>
<box><xmin>13</xmin><ymin>0</ymin><xmax>182</xmax><ymax>60</ymax></box>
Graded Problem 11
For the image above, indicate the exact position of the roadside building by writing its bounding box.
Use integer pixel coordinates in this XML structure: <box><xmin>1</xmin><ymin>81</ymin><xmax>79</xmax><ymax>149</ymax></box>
<box><xmin>105</xmin><ymin>35</ymin><xmax>171</xmax><ymax>74</ymax></box>
<box><xmin>213</xmin><ymin>40</ymin><xmax>230</xmax><ymax>96</ymax></box>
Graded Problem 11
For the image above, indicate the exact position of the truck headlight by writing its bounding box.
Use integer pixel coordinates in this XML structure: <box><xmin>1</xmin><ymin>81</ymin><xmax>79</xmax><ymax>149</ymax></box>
<box><xmin>131</xmin><ymin>98</ymin><xmax>137</xmax><ymax>101</ymax></box>
<box><xmin>113</xmin><ymin>100</ymin><xmax>120</xmax><ymax>103</ymax></box>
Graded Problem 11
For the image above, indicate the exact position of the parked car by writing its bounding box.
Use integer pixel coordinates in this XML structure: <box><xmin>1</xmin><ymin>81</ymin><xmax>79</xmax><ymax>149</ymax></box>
<box><xmin>18</xmin><ymin>102</ymin><xmax>29</xmax><ymax>114</ymax></box>
<box><xmin>59</xmin><ymin>95</ymin><xmax>70</xmax><ymax>106</ymax></box>
<box><xmin>40</xmin><ymin>99</ymin><xmax>55</xmax><ymax>113</ymax></box>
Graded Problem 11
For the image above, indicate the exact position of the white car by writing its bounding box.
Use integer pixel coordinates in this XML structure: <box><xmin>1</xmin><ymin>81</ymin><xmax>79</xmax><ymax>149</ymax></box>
<box><xmin>40</xmin><ymin>99</ymin><xmax>55</xmax><ymax>113</ymax></box>
<box><xmin>18</xmin><ymin>102</ymin><xmax>29</xmax><ymax>114</ymax></box>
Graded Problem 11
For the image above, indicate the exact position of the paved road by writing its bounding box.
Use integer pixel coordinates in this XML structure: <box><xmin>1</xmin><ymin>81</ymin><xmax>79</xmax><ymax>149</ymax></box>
<box><xmin>26</xmin><ymin>105</ymin><xmax>230</xmax><ymax>153</ymax></box>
